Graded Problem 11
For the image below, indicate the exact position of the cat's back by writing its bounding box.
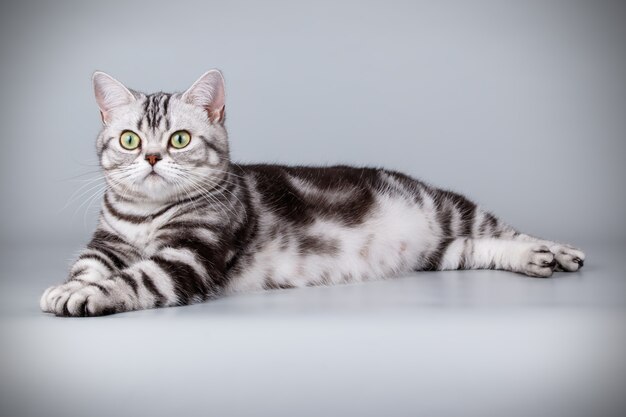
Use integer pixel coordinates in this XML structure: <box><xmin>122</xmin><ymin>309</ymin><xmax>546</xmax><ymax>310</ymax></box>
<box><xmin>235</xmin><ymin>163</ymin><xmax>411</xmax><ymax>226</ymax></box>
<box><xmin>237</xmin><ymin>163</ymin><xmax>384</xmax><ymax>191</ymax></box>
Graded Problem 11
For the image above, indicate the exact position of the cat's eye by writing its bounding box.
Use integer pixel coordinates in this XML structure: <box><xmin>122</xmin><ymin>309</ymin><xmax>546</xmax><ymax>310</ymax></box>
<box><xmin>169</xmin><ymin>130</ymin><xmax>191</xmax><ymax>149</ymax></box>
<box><xmin>119</xmin><ymin>130</ymin><xmax>141</xmax><ymax>150</ymax></box>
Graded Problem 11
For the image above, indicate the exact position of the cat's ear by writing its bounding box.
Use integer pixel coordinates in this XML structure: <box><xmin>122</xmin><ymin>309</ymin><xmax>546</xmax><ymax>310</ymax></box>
<box><xmin>182</xmin><ymin>70</ymin><xmax>226</xmax><ymax>124</ymax></box>
<box><xmin>92</xmin><ymin>71</ymin><xmax>136</xmax><ymax>124</ymax></box>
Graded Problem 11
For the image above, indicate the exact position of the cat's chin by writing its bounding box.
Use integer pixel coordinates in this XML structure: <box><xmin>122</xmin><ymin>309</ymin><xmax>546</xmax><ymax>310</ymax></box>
<box><xmin>136</xmin><ymin>174</ymin><xmax>179</xmax><ymax>201</ymax></box>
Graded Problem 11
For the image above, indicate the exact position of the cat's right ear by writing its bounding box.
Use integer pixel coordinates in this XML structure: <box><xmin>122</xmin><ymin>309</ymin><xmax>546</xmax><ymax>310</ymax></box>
<box><xmin>92</xmin><ymin>71</ymin><xmax>136</xmax><ymax>124</ymax></box>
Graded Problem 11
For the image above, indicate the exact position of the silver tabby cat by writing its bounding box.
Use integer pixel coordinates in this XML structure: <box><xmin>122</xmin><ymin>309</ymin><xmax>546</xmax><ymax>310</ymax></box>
<box><xmin>40</xmin><ymin>70</ymin><xmax>586</xmax><ymax>317</ymax></box>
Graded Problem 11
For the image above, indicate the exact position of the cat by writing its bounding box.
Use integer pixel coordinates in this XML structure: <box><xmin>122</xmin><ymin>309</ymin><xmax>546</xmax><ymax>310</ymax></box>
<box><xmin>40</xmin><ymin>70</ymin><xmax>586</xmax><ymax>317</ymax></box>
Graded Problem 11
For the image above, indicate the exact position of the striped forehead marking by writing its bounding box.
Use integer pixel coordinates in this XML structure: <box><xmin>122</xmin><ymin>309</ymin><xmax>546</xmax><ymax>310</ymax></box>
<box><xmin>138</xmin><ymin>93</ymin><xmax>172</xmax><ymax>131</ymax></box>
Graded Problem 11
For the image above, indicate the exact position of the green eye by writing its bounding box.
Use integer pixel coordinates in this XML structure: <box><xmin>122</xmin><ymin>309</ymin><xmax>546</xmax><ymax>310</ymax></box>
<box><xmin>119</xmin><ymin>130</ymin><xmax>141</xmax><ymax>150</ymax></box>
<box><xmin>170</xmin><ymin>130</ymin><xmax>191</xmax><ymax>149</ymax></box>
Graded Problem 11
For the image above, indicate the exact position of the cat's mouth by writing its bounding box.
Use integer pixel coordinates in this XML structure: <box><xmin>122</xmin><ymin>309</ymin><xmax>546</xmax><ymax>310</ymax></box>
<box><xmin>143</xmin><ymin>171</ymin><xmax>164</xmax><ymax>182</ymax></box>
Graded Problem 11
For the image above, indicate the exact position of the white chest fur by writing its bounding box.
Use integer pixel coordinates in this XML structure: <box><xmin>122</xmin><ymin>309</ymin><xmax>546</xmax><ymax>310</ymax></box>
<box><xmin>101</xmin><ymin>198</ymin><xmax>180</xmax><ymax>257</ymax></box>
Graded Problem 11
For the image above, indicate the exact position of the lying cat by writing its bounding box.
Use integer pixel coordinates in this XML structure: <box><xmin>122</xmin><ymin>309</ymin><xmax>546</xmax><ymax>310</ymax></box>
<box><xmin>40</xmin><ymin>70</ymin><xmax>585</xmax><ymax>317</ymax></box>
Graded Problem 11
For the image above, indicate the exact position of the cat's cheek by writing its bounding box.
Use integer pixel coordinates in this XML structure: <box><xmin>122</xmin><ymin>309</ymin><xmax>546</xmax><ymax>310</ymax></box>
<box><xmin>207</xmin><ymin>148</ymin><xmax>220</xmax><ymax>166</ymax></box>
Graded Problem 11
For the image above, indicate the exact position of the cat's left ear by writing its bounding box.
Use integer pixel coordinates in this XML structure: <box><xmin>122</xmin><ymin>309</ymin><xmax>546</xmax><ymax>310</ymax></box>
<box><xmin>182</xmin><ymin>69</ymin><xmax>226</xmax><ymax>124</ymax></box>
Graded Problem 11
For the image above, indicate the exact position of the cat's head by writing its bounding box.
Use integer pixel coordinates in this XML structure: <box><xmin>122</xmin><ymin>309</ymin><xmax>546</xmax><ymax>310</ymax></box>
<box><xmin>93</xmin><ymin>70</ymin><xmax>230</xmax><ymax>203</ymax></box>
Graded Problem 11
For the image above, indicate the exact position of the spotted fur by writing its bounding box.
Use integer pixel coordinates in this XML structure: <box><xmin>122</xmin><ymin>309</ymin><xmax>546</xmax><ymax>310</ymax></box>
<box><xmin>40</xmin><ymin>70</ymin><xmax>586</xmax><ymax>317</ymax></box>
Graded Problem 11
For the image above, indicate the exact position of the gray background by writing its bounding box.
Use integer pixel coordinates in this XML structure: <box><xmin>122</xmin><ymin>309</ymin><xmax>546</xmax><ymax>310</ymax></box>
<box><xmin>1</xmin><ymin>0</ymin><xmax>625</xmax><ymax>246</ymax></box>
<box><xmin>1</xmin><ymin>1</ymin><xmax>625</xmax><ymax>417</ymax></box>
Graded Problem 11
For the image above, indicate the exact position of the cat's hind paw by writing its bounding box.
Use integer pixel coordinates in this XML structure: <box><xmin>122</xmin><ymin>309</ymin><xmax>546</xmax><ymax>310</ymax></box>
<box><xmin>552</xmin><ymin>245</ymin><xmax>585</xmax><ymax>272</ymax></box>
<box><xmin>521</xmin><ymin>245</ymin><xmax>557</xmax><ymax>278</ymax></box>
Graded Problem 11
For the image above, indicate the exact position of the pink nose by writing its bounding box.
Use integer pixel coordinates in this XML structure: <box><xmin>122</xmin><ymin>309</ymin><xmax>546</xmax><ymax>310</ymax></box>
<box><xmin>145</xmin><ymin>154</ymin><xmax>161</xmax><ymax>166</ymax></box>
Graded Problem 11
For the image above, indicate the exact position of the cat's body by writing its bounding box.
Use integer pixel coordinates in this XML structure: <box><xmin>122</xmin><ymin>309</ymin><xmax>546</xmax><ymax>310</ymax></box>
<box><xmin>41</xmin><ymin>70</ymin><xmax>585</xmax><ymax>317</ymax></box>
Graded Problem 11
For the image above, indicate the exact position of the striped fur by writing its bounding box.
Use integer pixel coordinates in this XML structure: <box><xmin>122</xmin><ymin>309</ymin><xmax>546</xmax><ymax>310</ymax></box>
<box><xmin>40</xmin><ymin>70</ymin><xmax>585</xmax><ymax>317</ymax></box>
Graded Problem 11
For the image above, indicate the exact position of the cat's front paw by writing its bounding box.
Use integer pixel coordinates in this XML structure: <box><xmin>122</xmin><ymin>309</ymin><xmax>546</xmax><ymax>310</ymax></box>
<box><xmin>520</xmin><ymin>244</ymin><xmax>557</xmax><ymax>278</ymax></box>
<box><xmin>552</xmin><ymin>245</ymin><xmax>585</xmax><ymax>272</ymax></box>
<box><xmin>40</xmin><ymin>280</ymin><xmax>84</xmax><ymax>315</ymax></box>
<box><xmin>40</xmin><ymin>280</ymin><xmax>124</xmax><ymax>317</ymax></box>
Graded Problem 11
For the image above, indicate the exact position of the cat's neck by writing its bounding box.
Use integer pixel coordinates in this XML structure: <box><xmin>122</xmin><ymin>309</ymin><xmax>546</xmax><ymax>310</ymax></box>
<box><xmin>105</xmin><ymin>188</ymin><xmax>174</xmax><ymax>216</ymax></box>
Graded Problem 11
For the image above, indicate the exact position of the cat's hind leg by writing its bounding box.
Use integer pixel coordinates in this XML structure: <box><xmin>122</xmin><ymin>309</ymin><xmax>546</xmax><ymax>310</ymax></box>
<box><xmin>505</xmin><ymin>233</ymin><xmax>585</xmax><ymax>272</ymax></box>
<box><xmin>433</xmin><ymin>237</ymin><xmax>558</xmax><ymax>278</ymax></box>
<box><xmin>469</xmin><ymin>209</ymin><xmax>585</xmax><ymax>273</ymax></box>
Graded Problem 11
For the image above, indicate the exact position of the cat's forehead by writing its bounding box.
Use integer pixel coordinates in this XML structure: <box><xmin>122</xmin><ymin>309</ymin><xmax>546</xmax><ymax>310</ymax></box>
<box><xmin>138</xmin><ymin>92</ymin><xmax>173</xmax><ymax>130</ymax></box>
<box><xmin>106</xmin><ymin>92</ymin><xmax>206</xmax><ymax>133</ymax></box>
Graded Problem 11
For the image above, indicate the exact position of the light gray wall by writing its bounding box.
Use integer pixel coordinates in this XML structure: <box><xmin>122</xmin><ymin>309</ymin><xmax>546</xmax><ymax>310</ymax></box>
<box><xmin>1</xmin><ymin>0</ymin><xmax>625</xmax><ymax>247</ymax></box>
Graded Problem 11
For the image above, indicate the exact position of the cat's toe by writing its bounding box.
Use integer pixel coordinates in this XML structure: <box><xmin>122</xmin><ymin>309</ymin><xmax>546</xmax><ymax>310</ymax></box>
<box><xmin>65</xmin><ymin>288</ymin><xmax>92</xmax><ymax>317</ymax></box>
<box><xmin>40</xmin><ymin>286</ymin><xmax>56</xmax><ymax>313</ymax></box>
<box><xmin>65</xmin><ymin>286</ymin><xmax>111</xmax><ymax>317</ymax></box>
<box><xmin>553</xmin><ymin>245</ymin><xmax>586</xmax><ymax>272</ymax></box>
<box><xmin>64</xmin><ymin>285</ymin><xmax>122</xmax><ymax>317</ymax></box>
<box><xmin>40</xmin><ymin>281</ymin><xmax>84</xmax><ymax>314</ymax></box>
<box><xmin>82</xmin><ymin>294</ymin><xmax>120</xmax><ymax>317</ymax></box>
<box><xmin>522</xmin><ymin>245</ymin><xmax>556</xmax><ymax>278</ymax></box>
